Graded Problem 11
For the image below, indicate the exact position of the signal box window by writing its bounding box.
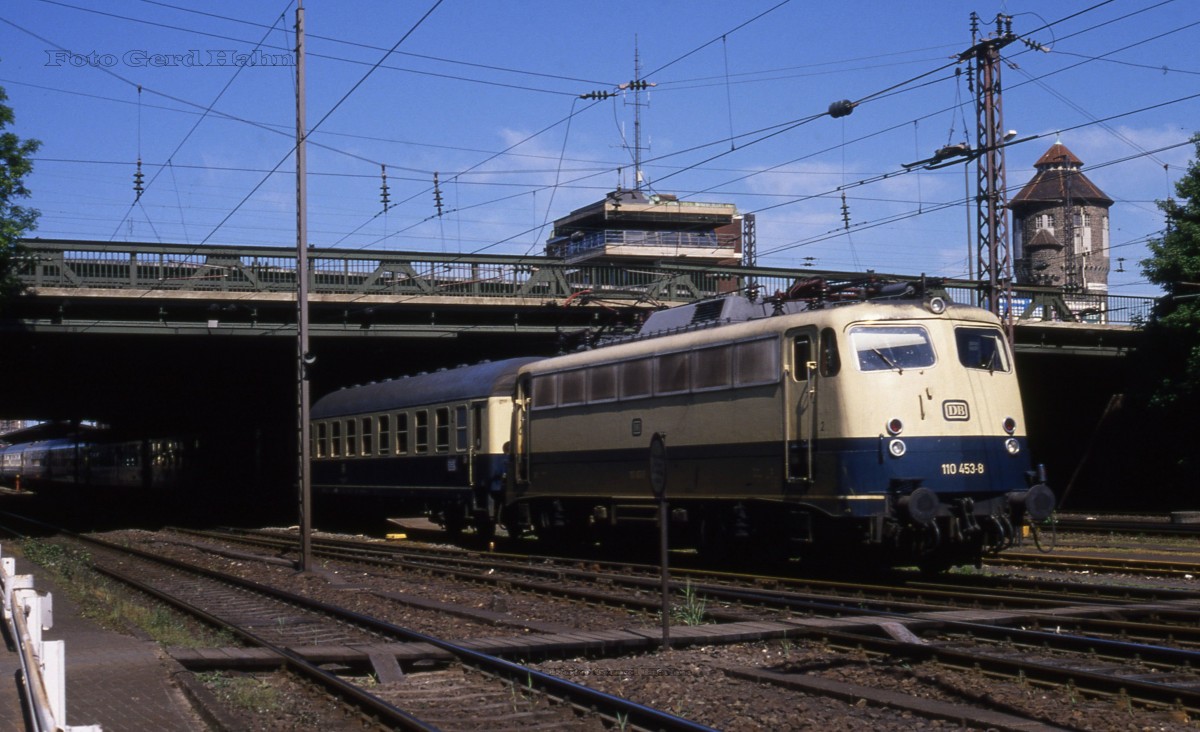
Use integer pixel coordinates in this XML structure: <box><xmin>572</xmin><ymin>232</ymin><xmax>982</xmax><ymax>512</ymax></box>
<box><xmin>820</xmin><ymin>328</ymin><xmax>842</xmax><ymax>376</ymax></box>
<box><xmin>378</xmin><ymin>415</ymin><xmax>391</xmax><ymax>456</ymax></box>
<box><xmin>850</xmin><ymin>325</ymin><xmax>935</xmax><ymax>372</ymax></box>
<box><xmin>395</xmin><ymin>413</ymin><xmax>409</xmax><ymax>454</ymax></box>
<box><xmin>435</xmin><ymin>407</ymin><xmax>450</xmax><ymax>453</ymax></box>
<box><xmin>955</xmin><ymin>327</ymin><xmax>1010</xmax><ymax>372</ymax></box>
<box><xmin>415</xmin><ymin>410</ymin><xmax>429</xmax><ymax>453</ymax></box>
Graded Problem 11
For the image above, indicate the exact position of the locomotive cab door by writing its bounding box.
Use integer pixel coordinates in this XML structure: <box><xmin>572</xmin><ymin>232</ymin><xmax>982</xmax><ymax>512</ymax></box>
<box><xmin>785</xmin><ymin>329</ymin><xmax>818</xmax><ymax>484</ymax></box>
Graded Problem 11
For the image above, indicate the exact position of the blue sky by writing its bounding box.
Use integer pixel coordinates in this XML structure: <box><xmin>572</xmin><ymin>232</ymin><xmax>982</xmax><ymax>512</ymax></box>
<box><xmin>2</xmin><ymin>0</ymin><xmax>1197</xmax><ymax>298</ymax></box>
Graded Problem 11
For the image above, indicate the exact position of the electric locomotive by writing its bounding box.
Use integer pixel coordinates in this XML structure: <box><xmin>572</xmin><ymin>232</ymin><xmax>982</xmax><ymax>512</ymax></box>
<box><xmin>507</xmin><ymin>292</ymin><xmax>1053</xmax><ymax>570</ymax></box>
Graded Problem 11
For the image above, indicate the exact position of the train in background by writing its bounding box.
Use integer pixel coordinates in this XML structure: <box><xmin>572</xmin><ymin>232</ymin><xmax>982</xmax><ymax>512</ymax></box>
<box><xmin>311</xmin><ymin>283</ymin><xmax>1055</xmax><ymax>571</ymax></box>
<box><xmin>0</xmin><ymin>432</ymin><xmax>184</xmax><ymax>492</ymax></box>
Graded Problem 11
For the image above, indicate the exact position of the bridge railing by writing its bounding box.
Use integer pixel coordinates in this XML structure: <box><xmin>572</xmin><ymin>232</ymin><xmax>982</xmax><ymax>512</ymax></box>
<box><xmin>17</xmin><ymin>239</ymin><xmax>1155</xmax><ymax>325</ymax></box>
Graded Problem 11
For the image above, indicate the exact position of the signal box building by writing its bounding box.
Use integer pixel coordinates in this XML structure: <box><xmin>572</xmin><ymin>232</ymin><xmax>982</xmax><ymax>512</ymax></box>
<box><xmin>1009</xmin><ymin>142</ymin><xmax>1113</xmax><ymax>292</ymax></box>
<box><xmin>545</xmin><ymin>189</ymin><xmax>742</xmax><ymax>266</ymax></box>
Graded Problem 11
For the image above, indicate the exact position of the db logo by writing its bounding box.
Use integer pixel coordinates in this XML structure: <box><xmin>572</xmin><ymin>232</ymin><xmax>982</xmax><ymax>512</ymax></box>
<box><xmin>942</xmin><ymin>400</ymin><xmax>970</xmax><ymax>421</ymax></box>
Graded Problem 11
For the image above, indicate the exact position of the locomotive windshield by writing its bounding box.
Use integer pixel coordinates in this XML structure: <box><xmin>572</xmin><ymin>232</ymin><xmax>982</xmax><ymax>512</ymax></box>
<box><xmin>849</xmin><ymin>325</ymin><xmax>935</xmax><ymax>373</ymax></box>
<box><xmin>955</xmin><ymin>327</ymin><xmax>1011</xmax><ymax>372</ymax></box>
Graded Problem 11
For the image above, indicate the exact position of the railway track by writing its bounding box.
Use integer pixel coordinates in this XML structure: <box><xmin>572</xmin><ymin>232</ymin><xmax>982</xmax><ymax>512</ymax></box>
<box><xmin>169</xmin><ymin>526</ymin><xmax>1200</xmax><ymax>714</ymax></box>
<box><xmin>30</xmin><ymin>527</ymin><xmax>715</xmax><ymax>732</ymax></box>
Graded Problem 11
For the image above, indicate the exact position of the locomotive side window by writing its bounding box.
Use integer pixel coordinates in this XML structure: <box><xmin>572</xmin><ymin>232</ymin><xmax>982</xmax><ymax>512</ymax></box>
<box><xmin>955</xmin><ymin>327</ymin><xmax>1010</xmax><ymax>372</ymax></box>
<box><xmin>396</xmin><ymin>413</ymin><xmax>409</xmax><ymax>454</ymax></box>
<box><xmin>316</xmin><ymin>422</ymin><xmax>327</xmax><ymax>458</ymax></box>
<box><xmin>693</xmin><ymin>345</ymin><xmax>732</xmax><ymax>391</ymax></box>
<box><xmin>850</xmin><ymin>325</ymin><xmax>935</xmax><ymax>372</ymax></box>
<box><xmin>589</xmin><ymin>363</ymin><xmax>618</xmax><ymax>403</ymax></box>
<box><xmin>819</xmin><ymin>328</ymin><xmax>841</xmax><ymax>376</ymax></box>
<box><xmin>531</xmin><ymin>374</ymin><xmax>557</xmax><ymax>410</ymax></box>
<box><xmin>620</xmin><ymin>358</ymin><xmax>653</xmax><ymax>399</ymax></box>
<box><xmin>330</xmin><ymin>421</ymin><xmax>342</xmax><ymax>457</ymax></box>
<box><xmin>361</xmin><ymin>417</ymin><xmax>373</xmax><ymax>456</ymax></box>
<box><xmin>559</xmin><ymin>370</ymin><xmax>586</xmax><ymax>406</ymax></box>
<box><xmin>414</xmin><ymin>410</ymin><xmax>429</xmax><ymax>453</ymax></box>
<box><xmin>378</xmin><ymin>415</ymin><xmax>391</xmax><ymax>456</ymax></box>
<box><xmin>455</xmin><ymin>405</ymin><xmax>469</xmax><ymax>451</ymax></box>
<box><xmin>435</xmin><ymin>407</ymin><xmax>450</xmax><ymax>453</ymax></box>
<box><xmin>346</xmin><ymin>419</ymin><xmax>358</xmax><ymax>456</ymax></box>
<box><xmin>656</xmin><ymin>352</ymin><xmax>690</xmax><ymax>395</ymax></box>
<box><xmin>792</xmin><ymin>336</ymin><xmax>813</xmax><ymax>381</ymax></box>
<box><xmin>735</xmin><ymin>337</ymin><xmax>779</xmax><ymax>386</ymax></box>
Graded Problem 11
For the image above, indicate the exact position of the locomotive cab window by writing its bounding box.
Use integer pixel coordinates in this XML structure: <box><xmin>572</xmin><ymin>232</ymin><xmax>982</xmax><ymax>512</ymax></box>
<box><xmin>819</xmin><ymin>328</ymin><xmax>841</xmax><ymax>376</ymax></box>
<box><xmin>849</xmin><ymin>325</ymin><xmax>934</xmax><ymax>372</ymax></box>
<box><xmin>955</xmin><ymin>327</ymin><xmax>1010</xmax><ymax>372</ymax></box>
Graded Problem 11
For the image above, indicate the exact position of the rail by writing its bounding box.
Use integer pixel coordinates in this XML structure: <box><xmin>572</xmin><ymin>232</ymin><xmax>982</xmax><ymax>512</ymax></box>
<box><xmin>1</xmin><ymin>544</ymin><xmax>101</xmax><ymax>732</ymax></box>
<box><xmin>17</xmin><ymin>238</ymin><xmax>1156</xmax><ymax>324</ymax></box>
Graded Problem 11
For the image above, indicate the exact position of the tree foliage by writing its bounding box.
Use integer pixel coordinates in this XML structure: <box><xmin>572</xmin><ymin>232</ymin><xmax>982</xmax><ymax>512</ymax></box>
<box><xmin>1</xmin><ymin>84</ymin><xmax>42</xmax><ymax>312</ymax></box>
<box><xmin>1140</xmin><ymin>134</ymin><xmax>1200</xmax><ymax>406</ymax></box>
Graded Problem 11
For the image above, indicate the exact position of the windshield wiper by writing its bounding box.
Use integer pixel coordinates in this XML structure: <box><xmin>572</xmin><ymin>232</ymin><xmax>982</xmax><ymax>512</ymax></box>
<box><xmin>872</xmin><ymin>348</ymin><xmax>903</xmax><ymax>374</ymax></box>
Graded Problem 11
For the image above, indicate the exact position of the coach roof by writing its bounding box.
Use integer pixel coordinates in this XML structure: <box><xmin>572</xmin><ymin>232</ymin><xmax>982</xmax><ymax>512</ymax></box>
<box><xmin>312</xmin><ymin>357</ymin><xmax>539</xmax><ymax>419</ymax></box>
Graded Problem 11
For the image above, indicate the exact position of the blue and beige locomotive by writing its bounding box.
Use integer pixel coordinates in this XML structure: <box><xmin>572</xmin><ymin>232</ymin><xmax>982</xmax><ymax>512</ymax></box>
<box><xmin>310</xmin><ymin>287</ymin><xmax>1053</xmax><ymax>570</ymax></box>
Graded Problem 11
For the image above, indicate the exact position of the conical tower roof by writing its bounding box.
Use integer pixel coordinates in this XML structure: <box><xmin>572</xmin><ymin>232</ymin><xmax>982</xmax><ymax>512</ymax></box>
<box><xmin>1009</xmin><ymin>142</ymin><xmax>1112</xmax><ymax>207</ymax></box>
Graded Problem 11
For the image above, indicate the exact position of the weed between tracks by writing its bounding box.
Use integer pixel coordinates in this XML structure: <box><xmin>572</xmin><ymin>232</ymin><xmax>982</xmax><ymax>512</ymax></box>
<box><xmin>18</xmin><ymin>538</ymin><xmax>234</xmax><ymax>648</ymax></box>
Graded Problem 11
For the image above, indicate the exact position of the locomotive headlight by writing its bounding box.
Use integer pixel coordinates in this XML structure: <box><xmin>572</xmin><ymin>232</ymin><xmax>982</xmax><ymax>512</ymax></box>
<box><xmin>1003</xmin><ymin>417</ymin><xmax>1016</xmax><ymax>435</ymax></box>
<box><xmin>886</xmin><ymin>418</ymin><xmax>904</xmax><ymax>436</ymax></box>
<box><xmin>1004</xmin><ymin>437</ymin><xmax>1020</xmax><ymax>455</ymax></box>
<box><xmin>888</xmin><ymin>439</ymin><xmax>907</xmax><ymax>457</ymax></box>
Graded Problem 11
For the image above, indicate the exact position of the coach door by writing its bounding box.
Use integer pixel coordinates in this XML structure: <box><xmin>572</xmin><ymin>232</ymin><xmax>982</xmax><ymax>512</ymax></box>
<box><xmin>786</xmin><ymin>329</ymin><xmax>818</xmax><ymax>484</ymax></box>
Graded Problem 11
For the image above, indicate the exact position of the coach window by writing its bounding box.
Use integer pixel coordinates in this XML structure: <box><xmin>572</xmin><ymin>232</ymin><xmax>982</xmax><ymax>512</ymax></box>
<box><xmin>435</xmin><ymin>407</ymin><xmax>451</xmax><ymax>453</ymax></box>
<box><xmin>819</xmin><ymin>328</ymin><xmax>841</xmax><ymax>376</ymax></box>
<box><xmin>620</xmin><ymin>358</ymin><xmax>653</xmax><ymax>400</ymax></box>
<box><xmin>559</xmin><ymin>370</ymin><xmax>586</xmax><ymax>407</ymax></box>
<box><xmin>472</xmin><ymin>403</ymin><xmax>484</xmax><ymax>450</ymax></box>
<box><xmin>656</xmin><ymin>352</ymin><xmax>690</xmax><ymax>395</ymax></box>
<box><xmin>735</xmin><ymin>338</ymin><xmax>780</xmax><ymax>386</ymax></box>
<box><xmin>792</xmin><ymin>335</ymin><xmax>813</xmax><ymax>381</ymax></box>
<box><xmin>378</xmin><ymin>414</ymin><xmax>391</xmax><ymax>456</ymax></box>
<box><xmin>955</xmin><ymin>327</ymin><xmax>1010</xmax><ymax>372</ymax></box>
<box><xmin>330</xmin><ymin>421</ymin><xmax>342</xmax><ymax>457</ymax></box>
<box><xmin>396</xmin><ymin>413</ymin><xmax>409</xmax><ymax>454</ymax></box>
<box><xmin>346</xmin><ymin>419</ymin><xmax>359</xmax><ymax>456</ymax></box>
<box><xmin>455</xmin><ymin>405</ymin><xmax>469</xmax><ymax>451</ymax></box>
<box><xmin>361</xmin><ymin>417</ymin><xmax>373</xmax><ymax>455</ymax></box>
<box><xmin>589</xmin><ymin>363</ymin><xmax>618</xmax><ymax>403</ymax></box>
<box><xmin>693</xmin><ymin>345</ymin><xmax>733</xmax><ymax>391</ymax></box>
<box><xmin>316</xmin><ymin>422</ymin><xmax>328</xmax><ymax>458</ymax></box>
<box><xmin>531</xmin><ymin>374</ymin><xmax>557</xmax><ymax>410</ymax></box>
<box><xmin>415</xmin><ymin>410</ymin><xmax>429</xmax><ymax>453</ymax></box>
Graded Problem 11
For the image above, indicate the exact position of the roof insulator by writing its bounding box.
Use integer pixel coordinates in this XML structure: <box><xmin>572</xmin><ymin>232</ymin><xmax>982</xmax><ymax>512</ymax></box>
<box><xmin>828</xmin><ymin>99</ymin><xmax>855</xmax><ymax>118</ymax></box>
